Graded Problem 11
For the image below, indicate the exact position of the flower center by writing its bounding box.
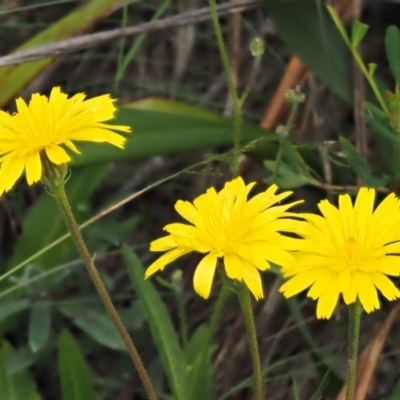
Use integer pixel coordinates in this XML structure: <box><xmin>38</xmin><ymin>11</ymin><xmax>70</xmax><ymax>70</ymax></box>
<box><xmin>344</xmin><ymin>236</ymin><xmax>361</xmax><ymax>269</ymax></box>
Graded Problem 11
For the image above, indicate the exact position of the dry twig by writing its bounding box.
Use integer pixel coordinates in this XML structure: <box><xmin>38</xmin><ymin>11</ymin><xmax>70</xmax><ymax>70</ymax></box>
<box><xmin>0</xmin><ymin>0</ymin><xmax>260</xmax><ymax>67</ymax></box>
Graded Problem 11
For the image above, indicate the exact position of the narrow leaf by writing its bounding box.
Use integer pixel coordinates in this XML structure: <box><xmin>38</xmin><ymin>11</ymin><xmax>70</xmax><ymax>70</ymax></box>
<box><xmin>263</xmin><ymin>0</ymin><xmax>352</xmax><ymax>104</ymax></box>
<box><xmin>59</xmin><ymin>303</ymin><xmax>125</xmax><ymax>351</ymax></box>
<box><xmin>368</xmin><ymin>62</ymin><xmax>377</xmax><ymax>77</ymax></box>
<box><xmin>123</xmin><ymin>244</ymin><xmax>187</xmax><ymax>400</ymax></box>
<box><xmin>187</xmin><ymin>325</ymin><xmax>215</xmax><ymax>400</ymax></box>
<box><xmin>28</xmin><ymin>302</ymin><xmax>52</xmax><ymax>353</ymax></box>
<box><xmin>58</xmin><ymin>330</ymin><xmax>96</xmax><ymax>400</ymax></box>
<box><xmin>387</xmin><ymin>376</ymin><xmax>400</xmax><ymax>400</ymax></box>
<box><xmin>71</xmin><ymin>100</ymin><xmax>277</xmax><ymax>166</ymax></box>
<box><xmin>0</xmin><ymin>0</ymin><xmax>130</xmax><ymax>108</ymax></box>
<box><xmin>0</xmin><ymin>340</ymin><xmax>41</xmax><ymax>400</ymax></box>
<box><xmin>338</xmin><ymin>137</ymin><xmax>372</xmax><ymax>180</ymax></box>
<box><xmin>385</xmin><ymin>25</ymin><xmax>400</xmax><ymax>85</ymax></box>
<box><xmin>351</xmin><ymin>20</ymin><xmax>369</xmax><ymax>48</ymax></box>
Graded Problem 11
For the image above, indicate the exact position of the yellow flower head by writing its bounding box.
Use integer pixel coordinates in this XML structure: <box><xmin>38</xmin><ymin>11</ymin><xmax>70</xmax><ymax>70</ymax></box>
<box><xmin>0</xmin><ymin>87</ymin><xmax>131</xmax><ymax>195</ymax></box>
<box><xmin>146</xmin><ymin>177</ymin><xmax>302</xmax><ymax>299</ymax></box>
<box><xmin>280</xmin><ymin>188</ymin><xmax>400</xmax><ymax>319</ymax></box>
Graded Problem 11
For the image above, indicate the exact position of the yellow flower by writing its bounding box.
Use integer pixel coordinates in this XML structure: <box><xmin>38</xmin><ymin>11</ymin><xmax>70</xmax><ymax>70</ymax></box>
<box><xmin>280</xmin><ymin>188</ymin><xmax>400</xmax><ymax>319</ymax></box>
<box><xmin>0</xmin><ymin>87</ymin><xmax>131</xmax><ymax>195</ymax></box>
<box><xmin>146</xmin><ymin>177</ymin><xmax>302</xmax><ymax>299</ymax></box>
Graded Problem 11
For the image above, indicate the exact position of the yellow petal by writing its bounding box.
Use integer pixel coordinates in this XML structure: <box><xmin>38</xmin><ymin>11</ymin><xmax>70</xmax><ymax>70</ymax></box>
<box><xmin>164</xmin><ymin>223</ymin><xmax>195</xmax><ymax>237</ymax></box>
<box><xmin>316</xmin><ymin>281</ymin><xmax>339</xmax><ymax>319</ymax></box>
<box><xmin>193</xmin><ymin>253</ymin><xmax>217</xmax><ymax>299</ymax></box>
<box><xmin>242</xmin><ymin>261</ymin><xmax>264</xmax><ymax>299</ymax></box>
<box><xmin>150</xmin><ymin>236</ymin><xmax>177</xmax><ymax>252</ymax></box>
<box><xmin>307</xmin><ymin>270</ymin><xmax>334</xmax><ymax>299</ymax></box>
<box><xmin>145</xmin><ymin>248</ymin><xmax>190</xmax><ymax>278</ymax></box>
<box><xmin>175</xmin><ymin>200</ymin><xmax>198</xmax><ymax>224</ymax></box>
<box><xmin>280</xmin><ymin>271</ymin><xmax>318</xmax><ymax>298</ymax></box>
<box><xmin>1</xmin><ymin>155</ymin><xmax>25</xmax><ymax>191</ymax></box>
<box><xmin>70</xmin><ymin>128</ymin><xmax>127</xmax><ymax>148</ymax></box>
<box><xmin>370</xmin><ymin>272</ymin><xmax>400</xmax><ymax>301</ymax></box>
<box><xmin>46</xmin><ymin>145</ymin><xmax>70</xmax><ymax>164</ymax></box>
<box><xmin>25</xmin><ymin>152</ymin><xmax>42</xmax><ymax>184</ymax></box>
<box><xmin>224</xmin><ymin>253</ymin><xmax>243</xmax><ymax>280</ymax></box>
<box><xmin>357</xmin><ymin>273</ymin><xmax>379</xmax><ymax>313</ymax></box>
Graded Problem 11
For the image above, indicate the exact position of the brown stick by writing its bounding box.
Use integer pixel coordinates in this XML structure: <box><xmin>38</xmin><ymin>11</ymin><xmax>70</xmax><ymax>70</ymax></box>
<box><xmin>0</xmin><ymin>0</ymin><xmax>260</xmax><ymax>67</ymax></box>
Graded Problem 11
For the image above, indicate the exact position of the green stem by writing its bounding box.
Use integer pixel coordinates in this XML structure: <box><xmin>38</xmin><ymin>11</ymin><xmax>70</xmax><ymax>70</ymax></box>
<box><xmin>189</xmin><ymin>283</ymin><xmax>228</xmax><ymax>399</ymax></box>
<box><xmin>345</xmin><ymin>300</ymin><xmax>362</xmax><ymax>400</ymax></box>
<box><xmin>208</xmin><ymin>0</ymin><xmax>242</xmax><ymax>176</ymax></box>
<box><xmin>272</xmin><ymin>101</ymin><xmax>299</xmax><ymax>184</ymax></box>
<box><xmin>240</xmin><ymin>56</ymin><xmax>261</xmax><ymax>107</ymax></box>
<box><xmin>42</xmin><ymin>161</ymin><xmax>157</xmax><ymax>400</ymax></box>
<box><xmin>236</xmin><ymin>283</ymin><xmax>262</xmax><ymax>400</ymax></box>
<box><xmin>177</xmin><ymin>288</ymin><xmax>188</xmax><ymax>353</ymax></box>
<box><xmin>327</xmin><ymin>7</ymin><xmax>389</xmax><ymax>115</ymax></box>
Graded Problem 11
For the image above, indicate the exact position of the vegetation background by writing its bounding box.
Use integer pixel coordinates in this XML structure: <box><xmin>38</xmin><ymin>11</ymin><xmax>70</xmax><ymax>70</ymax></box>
<box><xmin>1</xmin><ymin>0</ymin><xmax>400</xmax><ymax>399</ymax></box>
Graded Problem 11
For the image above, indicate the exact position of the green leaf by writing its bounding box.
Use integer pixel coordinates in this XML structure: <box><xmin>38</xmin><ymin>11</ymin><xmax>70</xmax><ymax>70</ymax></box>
<box><xmin>263</xmin><ymin>0</ymin><xmax>352</xmax><ymax>104</ymax></box>
<box><xmin>6</xmin><ymin>347</ymin><xmax>37</xmax><ymax>375</ymax></box>
<box><xmin>123</xmin><ymin>244</ymin><xmax>187</xmax><ymax>400</ymax></box>
<box><xmin>265</xmin><ymin>144</ymin><xmax>320</xmax><ymax>189</ymax></box>
<box><xmin>368</xmin><ymin>62</ymin><xmax>377</xmax><ymax>77</ymax></box>
<box><xmin>70</xmin><ymin>99</ymin><xmax>277</xmax><ymax>166</ymax></box>
<box><xmin>58</xmin><ymin>303</ymin><xmax>125</xmax><ymax>351</ymax></box>
<box><xmin>286</xmin><ymin>298</ymin><xmax>343</xmax><ymax>395</ymax></box>
<box><xmin>265</xmin><ymin>160</ymin><xmax>319</xmax><ymax>188</ymax></box>
<box><xmin>0</xmin><ymin>299</ymin><xmax>30</xmax><ymax>322</ymax></box>
<box><xmin>7</xmin><ymin>163</ymin><xmax>112</xmax><ymax>274</ymax></box>
<box><xmin>338</xmin><ymin>137</ymin><xmax>372</xmax><ymax>180</ymax></box>
<box><xmin>363</xmin><ymin>102</ymin><xmax>400</xmax><ymax>178</ymax></box>
<box><xmin>28</xmin><ymin>302</ymin><xmax>52</xmax><ymax>353</ymax></box>
<box><xmin>0</xmin><ymin>0</ymin><xmax>131</xmax><ymax>108</ymax></box>
<box><xmin>0</xmin><ymin>340</ymin><xmax>41</xmax><ymax>400</ymax></box>
<box><xmin>387</xmin><ymin>376</ymin><xmax>400</xmax><ymax>400</ymax></box>
<box><xmin>58</xmin><ymin>330</ymin><xmax>96</xmax><ymax>400</ymax></box>
<box><xmin>351</xmin><ymin>20</ymin><xmax>369</xmax><ymax>48</ymax></box>
<box><xmin>385</xmin><ymin>25</ymin><xmax>400</xmax><ymax>85</ymax></box>
<box><xmin>187</xmin><ymin>325</ymin><xmax>215</xmax><ymax>400</ymax></box>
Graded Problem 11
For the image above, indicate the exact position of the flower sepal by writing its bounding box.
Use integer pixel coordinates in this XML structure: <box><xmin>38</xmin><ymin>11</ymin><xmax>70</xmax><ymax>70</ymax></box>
<box><xmin>40</xmin><ymin>152</ymin><xmax>68</xmax><ymax>192</ymax></box>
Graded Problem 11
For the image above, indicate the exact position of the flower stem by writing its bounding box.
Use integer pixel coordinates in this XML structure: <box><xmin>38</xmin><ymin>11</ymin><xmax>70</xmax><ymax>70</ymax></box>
<box><xmin>272</xmin><ymin>103</ymin><xmax>296</xmax><ymax>184</ymax></box>
<box><xmin>189</xmin><ymin>283</ymin><xmax>228</xmax><ymax>398</ymax></box>
<box><xmin>208</xmin><ymin>0</ymin><xmax>242</xmax><ymax>176</ymax></box>
<box><xmin>240</xmin><ymin>56</ymin><xmax>261</xmax><ymax>107</ymax></box>
<box><xmin>345</xmin><ymin>300</ymin><xmax>362</xmax><ymax>400</ymax></box>
<box><xmin>235</xmin><ymin>283</ymin><xmax>262</xmax><ymax>400</ymax></box>
<box><xmin>272</xmin><ymin>93</ymin><xmax>302</xmax><ymax>184</ymax></box>
<box><xmin>42</xmin><ymin>162</ymin><xmax>157</xmax><ymax>400</ymax></box>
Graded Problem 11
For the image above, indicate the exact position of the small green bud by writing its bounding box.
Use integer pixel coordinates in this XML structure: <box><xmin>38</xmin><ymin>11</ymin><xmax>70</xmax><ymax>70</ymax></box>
<box><xmin>284</xmin><ymin>86</ymin><xmax>306</xmax><ymax>104</ymax></box>
<box><xmin>276</xmin><ymin>125</ymin><xmax>288</xmax><ymax>137</ymax></box>
<box><xmin>250</xmin><ymin>37</ymin><xmax>264</xmax><ymax>58</ymax></box>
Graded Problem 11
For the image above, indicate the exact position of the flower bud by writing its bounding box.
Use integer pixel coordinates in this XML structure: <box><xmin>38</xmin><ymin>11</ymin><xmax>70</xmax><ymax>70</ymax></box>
<box><xmin>250</xmin><ymin>37</ymin><xmax>264</xmax><ymax>58</ymax></box>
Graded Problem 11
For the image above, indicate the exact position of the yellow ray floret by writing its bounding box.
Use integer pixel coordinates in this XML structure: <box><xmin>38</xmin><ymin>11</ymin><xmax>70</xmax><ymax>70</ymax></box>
<box><xmin>280</xmin><ymin>188</ymin><xmax>400</xmax><ymax>319</ymax></box>
<box><xmin>0</xmin><ymin>87</ymin><xmax>131</xmax><ymax>195</ymax></box>
<box><xmin>146</xmin><ymin>177</ymin><xmax>303</xmax><ymax>300</ymax></box>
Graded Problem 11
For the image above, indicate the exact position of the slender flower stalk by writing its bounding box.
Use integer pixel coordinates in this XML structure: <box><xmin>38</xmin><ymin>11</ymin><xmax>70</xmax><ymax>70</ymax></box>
<box><xmin>41</xmin><ymin>158</ymin><xmax>157</xmax><ymax>400</ymax></box>
<box><xmin>346</xmin><ymin>300</ymin><xmax>362</xmax><ymax>400</ymax></box>
<box><xmin>272</xmin><ymin>87</ymin><xmax>305</xmax><ymax>184</ymax></box>
<box><xmin>280</xmin><ymin>188</ymin><xmax>400</xmax><ymax>400</ymax></box>
<box><xmin>232</xmin><ymin>280</ymin><xmax>262</xmax><ymax>400</ymax></box>
<box><xmin>208</xmin><ymin>0</ymin><xmax>242</xmax><ymax>175</ymax></box>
